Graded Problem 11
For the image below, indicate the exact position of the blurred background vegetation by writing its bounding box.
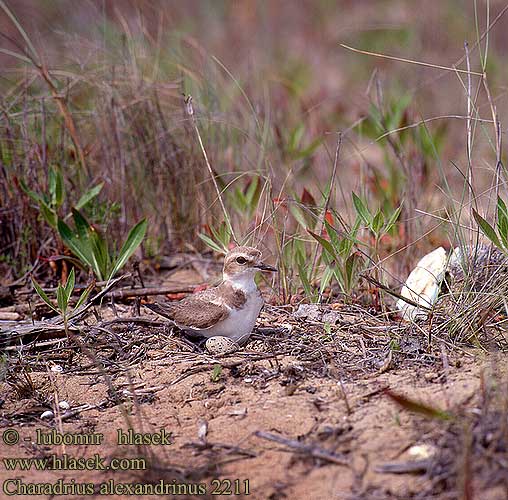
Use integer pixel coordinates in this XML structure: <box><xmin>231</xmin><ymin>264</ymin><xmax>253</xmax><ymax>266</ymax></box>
<box><xmin>0</xmin><ymin>0</ymin><xmax>506</xmax><ymax>303</ymax></box>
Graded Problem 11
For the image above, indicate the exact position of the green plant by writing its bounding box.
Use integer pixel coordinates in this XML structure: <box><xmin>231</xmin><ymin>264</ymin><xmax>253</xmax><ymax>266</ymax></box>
<box><xmin>473</xmin><ymin>197</ymin><xmax>508</xmax><ymax>254</ymax></box>
<box><xmin>31</xmin><ymin>267</ymin><xmax>94</xmax><ymax>340</ymax></box>
<box><xmin>210</xmin><ymin>364</ymin><xmax>222</xmax><ymax>382</ymax></box>
<box><xmin>277</xmin><ymin>236</ymin><xmax>316</xmax><ymax>301</ymax></box>
<box><xmin>284</xmin><ymin>123</ymin><xmax>322</xmax><ymax>162</ymax></box>
<box><xmin>57</xmin><ymin>209</ymin><xmax>147</xmax><ymax>281</ymax></box>
<box><xmin>20</xmin><ymin>166</ymin><xmax>103</xmax><ymax>229</ymax></box>
<box><xmin>198</xmin><ymin>221</ymin><xmax>232</xmax><ymax>254</ymax></box>
<box><xmin>292</xmin><ymin>237</ymin><xmax>315</xmax><ymax>299</ymax></box>
<box><xmin>227</xmin><ymin>176</ymin><xmax>262</xmax><ymax>221</ymax></box>
<box><xmin>322</xmin><ymin>322</ymin><xmax>332</xmax><ymax>341</ymax></box>
<box><xmin>352</xmin><ymin>192</ymin><xmax>401</xmax><ymax>258</ymax></box>
<box><xmin>309</xmin><ymin>217</ymin><xmax>365</xmax><ymax>297</ymax></box>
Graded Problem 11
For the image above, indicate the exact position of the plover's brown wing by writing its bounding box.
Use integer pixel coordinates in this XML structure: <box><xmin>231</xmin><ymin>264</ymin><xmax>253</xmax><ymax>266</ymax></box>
<box><xmin>144</xmin><ymin>302</ymin><xmax>177</xmax><ymax>321</ymax></box>
<box><xmin>146</xmin><ymin>288</ymin><xmax>229</xmax><ymax>330</ymax></box>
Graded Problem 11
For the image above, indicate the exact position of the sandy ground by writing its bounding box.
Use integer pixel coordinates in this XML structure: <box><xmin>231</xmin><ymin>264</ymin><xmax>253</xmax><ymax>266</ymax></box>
<box><xmin>2</xmin><ymin>294</ymin><xmax>507</xmax><ymax>500</ymax></box>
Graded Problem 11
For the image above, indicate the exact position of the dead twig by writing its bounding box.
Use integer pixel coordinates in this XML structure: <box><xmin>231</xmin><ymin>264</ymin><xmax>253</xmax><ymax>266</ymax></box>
<box><xmin>254</xmin><ymin>430</ymin><xmax>349</xmax><ymax>466</ymax></box>
<box><xmin>110</xmin><ymin>285</ymin><xmax>195</xmax><ymax>299</ymax></box>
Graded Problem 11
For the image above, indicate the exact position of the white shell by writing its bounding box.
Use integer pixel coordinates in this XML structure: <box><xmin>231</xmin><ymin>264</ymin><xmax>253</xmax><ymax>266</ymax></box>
<box><xmin>408</xmin><ymin>443</ymin><xmax>436</xmax><ymax>460</ymax></box>
<box><xmin>205</xmin><ymin>336</ymin><xmax>239</xmax><ymax>355</ymax></box>
<box><xmin>58</xmin><ymin>401</ymin><xmax>70</xmax><ymax>410</ymax></box>
<box><xmin>40</xmin><ymin>410</ymin><xmax>54</xmax><ymax>419</ymax></box>
<box><xmin>397</xmin><ymin>247</ymin><xmax>448</xmax><ymax>320</ymax></box>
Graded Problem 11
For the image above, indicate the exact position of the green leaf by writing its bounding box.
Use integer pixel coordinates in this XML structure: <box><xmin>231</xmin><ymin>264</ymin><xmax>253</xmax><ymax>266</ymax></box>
<box><xmin>198</xmin><ymin>233</ymin><xmax>226</xmax><ymax>254</ymax></box>
<box><xmin>319</xmin><ymin>265</ymin><xmax>335</xmax><ymax>295</ymax></box>
<box><xmin>19</xmin><ymin>179</ymin><xmax>44</xmax><ymax>205</ymax></box>
<box><xmin>71</xmin><ymin>208</ymin><xmax>92</xmax><ymax>243</ymax></box>
<box><xmin>108</xmin><ymin>219</ymin><xmax>147</xmax><ymax>280</ymax></box>
<box><xmin>352</xmin><ymin>192</ymin><xmax>371</xmax><ymax>226</ymax></box>
<box><xmin>57</xmin><ymin>218</ymin><xmax>93</xmax><ymax>271</ymax></box>
<box><xmin>48</xmin><ymin>168</ymin><xmax>56</xmax><ymax>200</ymax></box>
<box><xmin>308</xmin><ymin>230</ymin><xmax>337</xmax><ymax>260</ymax></box>
<box><xmin>245</xmin><ymin>177</ymin><xmax>258</xmax><ymax>206</ymax></box>
<box><xmin>64</xmin><ymin>267</ymin><xmax>75</xmax><ymax>301</ymax></box>
<box><xmin>56</xmin><ymin>284</ymin><xmax>67</xmax><ymax>314</ymax></box>
<box><xmin>31</xmin><ymin>278</ymin><xmax>58</xmax><ymax>313</ymax></box>
<box><xmin>69</xmin><ymin>209</ymin><xmax>97</xmax><ymax>274</ymax></box>
<box><xmin>88</xmin><ymin>225</ymin><xmax>109</xmax><ymax>281</ymax></box>
<box><xmin>297</xmin><ymin>261</ymin><xmax>313</xmax><ymax>299</ymax></box>
<box><xmin>372</xmin><ymin>210</ymin><xmax>385</xmax><ymax>235</ymax></box>
<box><xmin>54</xmin><ymin>168</ymin><xmax>65</xmax><ymax>208</ymax></box>
<box><xmin>344</xmin><ymin>253</ymin><xmax>364</xmax><ymax>293</ymax></box>
<box><xmin>75</xmin><ymin>183</ymin><xmax>104</xmax><ymax>210</ymax></box>
<box><xmin>211</xmin><ymin>222</ymin><xmax>232</xmax><ymax>249</ymax></box>
<box><xmin>293</xmin><ymin>137</ymin><xmax>322</xmax><ymax>160</ymax></box>
<box><xmin>473</xmin><ymin>209</ymin><xmax>503</xmax><ymax>250</ymax></box>
<box><xmin>288</xmin><ymin>123</ymin><xmax>304</xmax><ymax>151</ymax></box>
<box><xmin>324</xmin><ymin>220</ymin><xmax>341</xmax><ymax>254</ymax></box>
<box><xmin>20</xmin><ymin>179</ymin><xmax>57</xmax><ymax>227</ymax></box>
<box><xmin>231</xmin><ymin>187</ymin><xmax>247</xmax><ymax>213</ymax></box>
<box><xmin>293</xmin><ymin>238</ymin><xmax>306</xmax><ymax>264</ymax></box>
<box><xmin>497</xmin><ymin>196</ymin><xmax>508</xmax><ymax>217</ymax></box>
<box><xmin>384</xmin><ymin>204</ymin><xmax>402</xmax><ymax>234</ymax></box>
<box><xmin>319</xmin><ymin>181</ymin><xmax>332</xmax><ymax>208</ymax></box>
<box><xmin>39</xmin><ymin>202</ymin><xmax>57</xmax><ymax>229</ymax></box>
<box><xmin>497</xmin><ymin>197</ymin><xmax>508</xmax><ymax>249</ymax></box>
<box><xmin>289</xmin><ymin>205</ymin><xmax>309</xmax><ymax>230</ymax></box>
<box><xmin>74</xmin><ymin>280</ymin><xmax>95</xmax><ymax>311</ymax></box>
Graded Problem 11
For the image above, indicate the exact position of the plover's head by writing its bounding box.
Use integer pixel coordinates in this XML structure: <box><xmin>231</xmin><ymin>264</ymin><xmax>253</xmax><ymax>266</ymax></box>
<box><xmin>223</xmin><ymin>246</ymin><xmax>277</xmax><ymax>280</ymax></box>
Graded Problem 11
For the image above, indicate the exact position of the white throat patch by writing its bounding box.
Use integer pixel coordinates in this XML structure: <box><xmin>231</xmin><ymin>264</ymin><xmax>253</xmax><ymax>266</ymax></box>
<box><xmin>224</xmin><ymin>270</ymin><xmax>258</xmax><ymax>294</ymax></box>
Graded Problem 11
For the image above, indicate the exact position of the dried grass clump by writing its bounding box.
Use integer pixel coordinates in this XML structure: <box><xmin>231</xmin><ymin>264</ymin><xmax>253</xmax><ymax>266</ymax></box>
<box><xmin>433</xmin><ymin>245</ymin><xmax>508</xmax><ymax>348</ymax></box>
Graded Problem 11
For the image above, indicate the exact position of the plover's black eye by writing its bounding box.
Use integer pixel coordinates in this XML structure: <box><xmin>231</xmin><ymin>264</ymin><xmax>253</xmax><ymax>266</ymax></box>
<box><xmin>236</xmin><ymin>256</ymin><xmax>247</xmax><ymax>265</ymax></box>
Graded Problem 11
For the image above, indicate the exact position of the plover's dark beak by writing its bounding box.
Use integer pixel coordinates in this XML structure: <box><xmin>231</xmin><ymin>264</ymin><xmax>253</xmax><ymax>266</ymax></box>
<box><xmin>254</xmin><ymin>262</ymin><xmax>277</xmax><ymax>272</ymax></box>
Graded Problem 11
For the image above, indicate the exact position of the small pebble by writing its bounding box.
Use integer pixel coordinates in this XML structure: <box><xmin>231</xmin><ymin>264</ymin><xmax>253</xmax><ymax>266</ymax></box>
<box><xmin>40</xmin><ymin>410</ymin><xmax>54</xmax><ymax>419</ymax></box>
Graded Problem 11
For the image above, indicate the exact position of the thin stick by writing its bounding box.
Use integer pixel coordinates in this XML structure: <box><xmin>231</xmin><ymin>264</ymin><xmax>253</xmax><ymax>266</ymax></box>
<box><xmin>340</xmin><ymin>43</ymin><xmax>484</xmax><ymax>76</ymax></box>
<box><xmin>464</xmin><ymin>41</ymin><xmax>475</xmax><ymax>253</ymax></box>
<box><xmin>312</xmin><ymin>132</ymin><xmax>342</xmax><ymax>295</ymax></box>
<box><xmin>185</xmin><ymin>95</ymin><xmax>237</xmax><ymax>243</ymax></box>
<box><xmin>255</xmin><ymin>431</ymin><xmax>349</xmax><ymax>466</ymax></box>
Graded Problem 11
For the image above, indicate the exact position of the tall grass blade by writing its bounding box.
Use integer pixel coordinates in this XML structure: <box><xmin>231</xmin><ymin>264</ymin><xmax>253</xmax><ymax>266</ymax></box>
<box><xmin>0</xmin><ymin>0</ymin><xmax>39</xmax><ymax>61</ymax></box>
<box><xmin>199</xmin><ymin>233</ymin><xmax>227</xmax><ymax>254</ymax></box>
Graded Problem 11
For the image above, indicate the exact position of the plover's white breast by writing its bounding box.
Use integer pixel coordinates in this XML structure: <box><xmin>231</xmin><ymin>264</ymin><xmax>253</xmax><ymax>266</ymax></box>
<box><xmin>195</xmin><ymin>283</ymin><xmax>263</xmax><ymax>342</ymax></box>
